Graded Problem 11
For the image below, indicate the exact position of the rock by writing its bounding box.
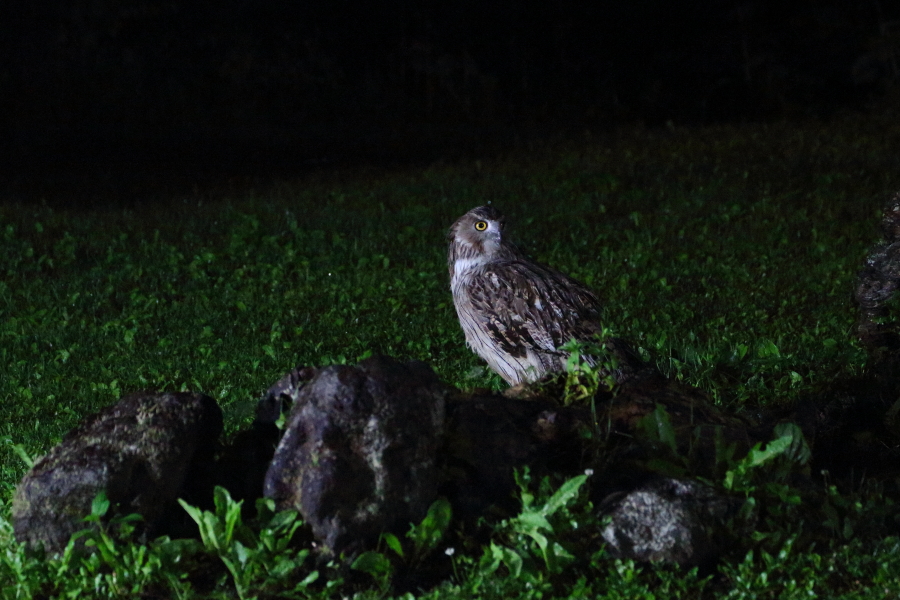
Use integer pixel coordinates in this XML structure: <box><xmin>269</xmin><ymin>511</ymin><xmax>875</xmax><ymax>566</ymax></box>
<box><xmin>213</xmin><ymin>423</ymin><xmax>281</xmax><ymax>515</ymax></box>
<box><xmin>602</xmin><ymin>375</ymin><xmax>756</xmax><ymax>478</ymax></box>
<box><xmin>855</xmin><ymin>194</ymin><xmax>900</xmax><ymax>354</ymax></box>
<box><xmin>212</xmin><ymin>375</ymin><xmax>309</xmax><ymax>513</ymax></box>
<box><xmin>795</xmin><ymin>194</ymin><xmax>900</xmax><ymax>483</ymax></box>
<box><xmin>441</xmin><ymin>392</ymin><xmax>590</xmax><ymax>522</ymax></box>
<box><xmin>12</xmin><ymin>391</ymin><xmax>222</xmax><ymax>553</ymax></box>
<box><xmin>441</xmin><ymin>367</ymin><xmax>758</xmax><ymax>525</ymax></box>
<box><xmin>257</xmin><ymin>365</ymin><xmax>319</xmax><ymax>424</ymax></box>
<box><xmin>474</xmin><ymin>373</ymin><xmax>759</xmax><ymax>567</ymax></box>
<box><xmin>598</xmin><ymin>476</ymin><xmax>739</xmax><ymax>568</ymax></box>
<box><xmin>263</xmin><ymin>355</ymin><xmax>447</xmax><ymax>555</ymax></box>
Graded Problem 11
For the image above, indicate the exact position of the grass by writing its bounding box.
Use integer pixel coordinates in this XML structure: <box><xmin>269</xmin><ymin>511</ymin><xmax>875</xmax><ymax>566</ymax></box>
<box><xmin>2</xmin><ymin>111</ymin><xmax>900</xmax><ymax>597</ymax></box>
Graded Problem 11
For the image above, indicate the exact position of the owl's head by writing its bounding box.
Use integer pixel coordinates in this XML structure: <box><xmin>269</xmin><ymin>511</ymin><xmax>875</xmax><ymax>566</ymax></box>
<box><xmin>448</xmin><ymin>205</ymin><xmax>514</xmax><ymax>276</ymax></box>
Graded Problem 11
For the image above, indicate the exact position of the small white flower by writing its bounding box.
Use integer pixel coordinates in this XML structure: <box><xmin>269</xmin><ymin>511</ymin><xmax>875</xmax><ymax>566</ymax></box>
<box><xmin>444</xmin><ymin>547</ymin><xmax>455</xmax><ymax>556</ymax></box>
<box><xmin>584</xmin><ymin>468</ymin><xmax>594</xmax><ymax>476</ymax></box>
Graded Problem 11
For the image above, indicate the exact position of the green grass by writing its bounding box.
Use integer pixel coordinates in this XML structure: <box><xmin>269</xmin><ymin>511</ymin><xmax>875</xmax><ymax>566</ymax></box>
<box><xmin>3</xmin><ymin>111</ymin><xmax>900</xmax><ymax>597</ymax></box>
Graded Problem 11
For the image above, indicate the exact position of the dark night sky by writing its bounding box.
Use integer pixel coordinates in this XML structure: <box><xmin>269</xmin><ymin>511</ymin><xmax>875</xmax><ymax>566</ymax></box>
<box><xmin>1</xmin><ymin>0</ymin><xmax>897</xmax><ymax>200</ymax></box>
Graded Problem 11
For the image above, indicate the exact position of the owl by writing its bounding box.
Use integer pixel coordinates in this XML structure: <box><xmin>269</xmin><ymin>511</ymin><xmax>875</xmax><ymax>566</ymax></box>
<box><xmin>448</xmin><ymin>205</ymin><xmax>639</xmax><ymax>387</ymax></box>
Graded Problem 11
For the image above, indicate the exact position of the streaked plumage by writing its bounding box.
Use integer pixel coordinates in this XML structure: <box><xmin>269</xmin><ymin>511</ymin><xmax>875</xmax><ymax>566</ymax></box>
<box><xmin>448</xmin><ymin>205</ymin><xmax>629</xmax><ymax>386</ymax></box>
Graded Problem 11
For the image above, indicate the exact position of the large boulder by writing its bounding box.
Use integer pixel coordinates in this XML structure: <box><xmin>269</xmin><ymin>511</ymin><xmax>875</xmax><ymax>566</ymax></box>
<box><xmin>12</xmin><ymin>391</ymin><xmax>222</xmax><ymax>553</ymax></box>
<box><xmin>212</xmin><ymin>373</ymin><xmax>304</xmax><ymax>514</ymax></box>
<box><xmin>441</xmin><ymin>392</ymin><xmax>590</xmax><ymax>522</ymax></box>
<box><xmin>794</xmin><ymin>195</ymin><xmax>900</xmax><ymax>483</ymax></box>
<box><xmin>263</xmin><ymin>356</ymin><xmax>447</xmax><ymax>555</ymax></box>
<box><xmin>854</xmin><ymin>193</ymin><xmax>900</xmax><ymax>355</ymax></box>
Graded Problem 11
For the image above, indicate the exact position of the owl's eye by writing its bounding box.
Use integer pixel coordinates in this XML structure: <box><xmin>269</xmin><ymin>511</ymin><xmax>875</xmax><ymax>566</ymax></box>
<box><xmin>474</xmin><ymin>221</ymin><xmax>488</xmax><ymax>231</ymax></box>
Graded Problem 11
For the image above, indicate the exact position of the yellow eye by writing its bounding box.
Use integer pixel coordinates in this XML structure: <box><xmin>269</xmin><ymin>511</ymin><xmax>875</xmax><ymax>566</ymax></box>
<box><xmin>474</xmin><ymin>220</ymin><xmax>488</xmax><ymax>231</ymax></box>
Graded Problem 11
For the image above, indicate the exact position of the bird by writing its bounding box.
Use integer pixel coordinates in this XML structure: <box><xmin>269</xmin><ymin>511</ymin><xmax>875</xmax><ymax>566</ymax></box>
<box><xmin>448</xmin><ymin>205</ymin><xmax>641</xmax><ymax>387</ymax></box>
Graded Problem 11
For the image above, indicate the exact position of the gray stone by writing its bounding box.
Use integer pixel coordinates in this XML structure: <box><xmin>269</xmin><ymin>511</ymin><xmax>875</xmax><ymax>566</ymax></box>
<box><xmin>12</xmin><ymin>391</ymin><xmax>222</xmax><ymax>553</ymax></box>
<box><xmin>263</xmin><ymin>356</ymin><xmax>447</xmax><ymax>555</ymax></box>
<box><xmin>599</xmin><ymin>476</ymin><xmax>738</xmax><ymax>567</ymax></box>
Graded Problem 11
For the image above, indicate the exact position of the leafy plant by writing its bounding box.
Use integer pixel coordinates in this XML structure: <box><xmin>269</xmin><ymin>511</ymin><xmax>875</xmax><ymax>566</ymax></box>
<box><xmin>179</xmin><ymin>486</ymin><xmax>318</xmax><ymax>599</ymax></box>
<box><xmin>351</xmin><ymin>497</ymin><xmax>453</xmax><ymax>592</ymax></box>
<box><xmin>482</xmin><ymin>469</ymin><xmax>588</xmax><ymax>579</ymax></box>
<box><xmin>724</xmin><ymin>422</ymin><xmax>811</xmax><ymax>494</ymax></box>
<box><xmin>561</xmin><ymin>336</ymin><xmax>620</xmax><ymax>405</ymax></box>
<box><xmin>404</xmin><ymin>497</ymin><xmax>454</xmax><ymax>566</ymax></box>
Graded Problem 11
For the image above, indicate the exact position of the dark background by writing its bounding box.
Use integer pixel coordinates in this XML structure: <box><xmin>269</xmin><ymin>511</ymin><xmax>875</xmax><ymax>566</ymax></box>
<box><xmin>2</xmin><ymin>0</ymin><xmax>898</xmax><ymax>203</ymax></box>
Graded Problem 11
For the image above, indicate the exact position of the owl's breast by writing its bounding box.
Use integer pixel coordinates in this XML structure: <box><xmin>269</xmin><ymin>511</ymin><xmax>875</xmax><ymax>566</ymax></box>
<box><xmin>451</xmin><ymin>272</ymin><xmax>549</xmax><ymax>385</ymax></box>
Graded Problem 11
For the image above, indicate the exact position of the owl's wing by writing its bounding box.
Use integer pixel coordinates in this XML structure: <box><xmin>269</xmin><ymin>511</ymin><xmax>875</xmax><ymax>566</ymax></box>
<box><xmin>466</xmin><ymin>260</ymin><xmax>604</xmax><ymax>359</ymax></box>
